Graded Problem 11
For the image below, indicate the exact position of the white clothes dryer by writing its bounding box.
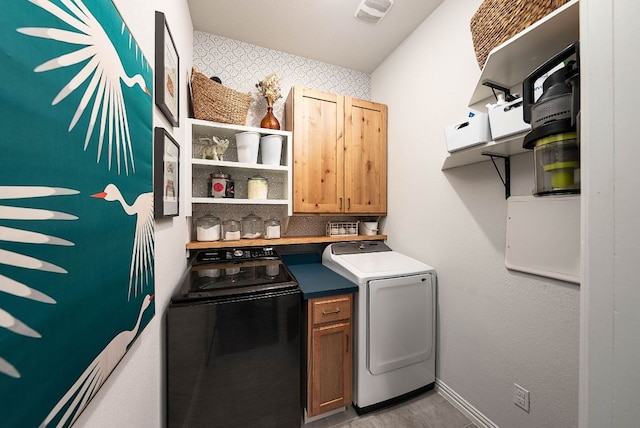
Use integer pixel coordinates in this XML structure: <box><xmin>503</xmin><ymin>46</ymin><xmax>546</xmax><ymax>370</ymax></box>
<box><xmin>322</xmin><ymin>241</ymin><xmax>436</xmax><ymax>414</ymax></box>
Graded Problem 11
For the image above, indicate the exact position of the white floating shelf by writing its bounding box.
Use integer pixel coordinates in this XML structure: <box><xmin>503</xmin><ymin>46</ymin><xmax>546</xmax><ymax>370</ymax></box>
<box><xmin>191</xmin><ymin>197</ymin><xmax>289</xmax><ymax>205</ymax></box>
<box><xmin>190</xmin><ymin>118</ymin><xmax>290</xmax><ymax>138</ymax></box>
<box><xmin>186</xmin><ymin>118</ymin><xmax>293</xmax><ymax>216</ymax></box>
<box><xmin>191</xmin><ymin>159</ymin><xmax>288</xmax><ymax>172</ymax></box>
<box><xmin>441</xmin><ymin>132</ymin><xmax>529</xmax><ymax>170</ymax></box>
<box><xmin>469</xmin><ymin>0</ymin><xmax>579</xmax><ymax>106</ymax></box>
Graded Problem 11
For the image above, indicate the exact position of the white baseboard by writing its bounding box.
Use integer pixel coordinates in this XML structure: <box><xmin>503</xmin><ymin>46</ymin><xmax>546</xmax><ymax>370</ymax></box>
<box><xmin>436</xmin><ymin>379</ymin><xmax>499</xmax><ymax>428</ymax></box>
<box><xmin>303</xmin><ymin>406</ymin><xmax>346</xmax><ymax>424</ymax></box>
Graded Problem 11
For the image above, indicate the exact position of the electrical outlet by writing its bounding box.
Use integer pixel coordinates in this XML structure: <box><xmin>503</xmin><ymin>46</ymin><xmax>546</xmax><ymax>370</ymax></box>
<box><xmin>514</xmin><ymin>383</ymin><xmax>530</xmax><ymax>412</ymax></box>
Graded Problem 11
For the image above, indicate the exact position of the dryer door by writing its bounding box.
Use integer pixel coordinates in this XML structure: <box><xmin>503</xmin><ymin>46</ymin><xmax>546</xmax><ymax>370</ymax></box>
<box><xmin>367</xmin><ymin>273</ymin><xmax>434</xmax><ymax>375</ymax></box>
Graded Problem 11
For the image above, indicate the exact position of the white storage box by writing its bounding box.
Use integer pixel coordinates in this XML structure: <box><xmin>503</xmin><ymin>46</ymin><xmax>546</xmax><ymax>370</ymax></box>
<box><xmin>488</xmin><ymin>98</ymin><xmax>531</xmax><ymax>140</ymax></box>
<box><xmin>444</xmin><ymin>113</ymin><xmax>492</xmax><ymax>153</ymax></box>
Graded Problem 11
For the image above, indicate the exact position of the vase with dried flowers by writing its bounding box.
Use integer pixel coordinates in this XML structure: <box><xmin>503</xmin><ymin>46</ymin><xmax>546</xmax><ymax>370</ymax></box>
<box><xmin>256</xmin><ymin>73</ymin><xmax>282</xmax><ymax>130</ymax></box>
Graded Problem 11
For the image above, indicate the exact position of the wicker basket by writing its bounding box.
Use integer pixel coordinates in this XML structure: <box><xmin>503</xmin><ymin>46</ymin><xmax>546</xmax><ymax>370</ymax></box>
<box><xmin>190</xmin><ymin>67</ymin><xmax>251</xmax><ymax>125</ymax></box>
<box><xmin>470</xmin><ymin>0</ymin><xmax>571</xmax><ymax>69</ymax></box>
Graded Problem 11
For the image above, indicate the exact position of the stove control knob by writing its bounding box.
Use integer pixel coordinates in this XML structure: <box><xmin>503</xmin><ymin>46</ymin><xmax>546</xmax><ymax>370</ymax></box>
<box><xmin>233</xmin><ymin>249</ymin><xmax>244</xmax><ymax>258</ymax></box>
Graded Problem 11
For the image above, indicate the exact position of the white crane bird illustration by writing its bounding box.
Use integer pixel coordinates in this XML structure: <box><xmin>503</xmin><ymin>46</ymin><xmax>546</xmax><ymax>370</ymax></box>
<box><xmin>17</xmin><ymin>0</ymin><xmax>151</xmax><ymax>175</ymax></box>
<box><xmin>0</xmin><ymin>185</ymin><xmax>78</xmax><ymax>378</ymax></box>
<box><xmin>92</xmin><ymin>183</ymin><xmax>153</xmax><ymax>300</ymax></box>
<box><xmin>39</xmin><ymin>294</ymin><xmax>154</xmax><ymax>428</ymax></box>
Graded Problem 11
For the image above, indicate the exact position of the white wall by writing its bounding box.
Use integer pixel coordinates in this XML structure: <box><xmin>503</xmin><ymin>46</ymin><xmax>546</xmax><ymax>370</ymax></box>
<box><xmin>580</xmin><ymin>0</ymin><xmax>640</xmax><ymax>427</ymax></box>
<box><xmin>371</xmin><ymin>0</ymin><xmax>580</xmax><ymax>427</ymax></box>
<box><xmin>73</xmin><ymin>1</ymin><xmax>192</xmax><ymax>427</ymax></box>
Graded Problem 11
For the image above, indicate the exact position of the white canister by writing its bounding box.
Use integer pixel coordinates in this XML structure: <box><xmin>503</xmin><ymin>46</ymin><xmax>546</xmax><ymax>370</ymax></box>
<box><xmin>236</xmin><ymin>131</ymin><xmax>260</xmax><ymax>164</ymax></box>
<box><xmin>360</xmin><ymin>221</ymin><xmax>379</xmax><ymax>236</ymax></box>
<box><xmin>247</xmin><ymin>176</ymin><xmax>268</xmax><ymax>199</ymax></box>
<box><xmin>260</xmin><ymin>134</ymin><xmax>283</xmax><ymax>165</ymax></box>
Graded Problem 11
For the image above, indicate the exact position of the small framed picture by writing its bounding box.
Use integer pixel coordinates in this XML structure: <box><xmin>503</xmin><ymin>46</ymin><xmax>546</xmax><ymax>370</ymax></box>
<box><xmin>154</xmin><ymin>127</ymin><xmax>179</xmax><ymax>217</ymax></box>
<box><xmin>155</xmin><ymin>11</ymin><xmax>179</xmax><ymax>127</ymax></box>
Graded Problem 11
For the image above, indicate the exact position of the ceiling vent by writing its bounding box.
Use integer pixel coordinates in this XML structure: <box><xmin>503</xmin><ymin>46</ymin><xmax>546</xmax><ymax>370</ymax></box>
<box><xmin>354</xmin><ymin>0</ymin><xmax>394</xmax><ymax>25</ymax></box>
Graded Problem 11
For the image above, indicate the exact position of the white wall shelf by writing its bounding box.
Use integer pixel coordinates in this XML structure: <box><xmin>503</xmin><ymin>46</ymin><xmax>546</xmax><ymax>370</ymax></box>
<box><xmin>186</xmin><ymin>118</ymin><xmax>293</xmax><ymax>216</ymax></box>
<box><xmin>191</xmin><ymin>197</ymin><xmax>289</xmax><ymax>205</ymax></box>
<box><xmin>442</xmin><ymin>132</ymin><xmax>528</xmax><ymax>170</ymax></box>
<box><xmin>469</xmin><ymin>0</ymin><xmax>579</xmax><ymax>106</ymax></box>
<box><xmin>444</xmin><ymin>0</ymin><xmax>579</xmax><ymax>171</ymax></box>
<box><xmin>191</xmin><ymin>159</ymin><xmax>289</xmax><ymax>172</ymax></box>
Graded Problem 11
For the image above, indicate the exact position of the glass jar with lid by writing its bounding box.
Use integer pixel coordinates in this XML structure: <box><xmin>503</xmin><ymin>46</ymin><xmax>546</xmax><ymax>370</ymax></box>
<box><xmin>247</xmin><ymin>176</ymin><xmax>268</xmax><ymax>199</ymax></box>
<box><xmin>241</xmin><ymin>214</ymin><xmax>263</xmax><ymax>239</ymax></box>
<box><xmin>264</xmin><ymin>218</ymin><xmax>281</xmax><ymax>239</ymax></box>
<box><xmin>222</xmin><ymin>219</ymin><xmax>241</xmax><ymax>241</ymax></box>
<box><xmin>196</xmin><ymin>215</ymin><xmax>221</xmax><ymax>241</ymax></box>
<box><xmin>210</xmin><ymin>172</ymin><xmax>234</xmax><ymax>198</ymax></box>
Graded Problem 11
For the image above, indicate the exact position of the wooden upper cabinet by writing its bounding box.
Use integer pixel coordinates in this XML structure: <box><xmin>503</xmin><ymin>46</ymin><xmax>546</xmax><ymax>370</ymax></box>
<box><xmin>286</xmin><ymin>87</ymin><xmax>344</xmax><ymax>213</ymax></box>
<box><xmin>344</xmin><ymin>97</ymin><xmax>387</xmax><ymax>214</ymax></box>
<box><xmin>285</xmin><ymin>86</ymin><xmax>387</xmax><ymax>215</ymax></box>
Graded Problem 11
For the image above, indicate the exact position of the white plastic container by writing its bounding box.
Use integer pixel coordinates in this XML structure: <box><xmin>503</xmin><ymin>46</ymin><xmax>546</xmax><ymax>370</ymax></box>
<box><xmin>488</xmin><ymin>98</ymin><xmax>531</xmax><ymax>140</ymax></box>
<box><xmin>444</xmin><ymin>113</ymin><xmax>492</xmax><ymax>152</ymax></box>
<box><xmin>260</xmin><ymin>134</ymin><xmax>283</xmax><ymax>165</ymax></box>
<box><xmin>236</xmin><ymin>131</ymin><xmax>260</xmax><ymax>163</ymax></box>
<box><xmin>360</xmin><ymin>221</ymin><xmax>378</xmax><ymax>236</ymax></box>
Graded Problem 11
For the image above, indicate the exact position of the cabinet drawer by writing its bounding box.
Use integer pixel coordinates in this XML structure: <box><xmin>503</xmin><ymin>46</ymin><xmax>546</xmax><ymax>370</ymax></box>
<box><xmin>311</xmin><ymin>295</ymin><xmax>352</xmax><ymax>325</ymax></box>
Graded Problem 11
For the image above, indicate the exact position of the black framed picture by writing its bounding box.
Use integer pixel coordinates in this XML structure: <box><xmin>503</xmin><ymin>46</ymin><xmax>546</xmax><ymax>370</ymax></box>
<box><xmin>155</xmin><ymin>11</ymin><xmax>179</xmax><ymax>127</ymax></box>
<box><xmin>154</xmin><ymin>127</ymin><xmax>179</xmax><ymax>217</ymax></box>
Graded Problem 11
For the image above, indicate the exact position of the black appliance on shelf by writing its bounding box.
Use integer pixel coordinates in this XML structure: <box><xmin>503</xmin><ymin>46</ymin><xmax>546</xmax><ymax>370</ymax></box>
<box><xmin>166</xmin><ymin>247</ymin><xmax>301</xmax><ymax>428</ymax></box>
<box><xmin>522</xmin><ymin>41</ymin><xmax>580</xmax><ymax>196</ymax></box>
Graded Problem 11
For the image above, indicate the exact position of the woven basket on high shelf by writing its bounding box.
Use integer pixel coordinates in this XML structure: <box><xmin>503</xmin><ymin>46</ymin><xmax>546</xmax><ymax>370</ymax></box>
<box><xmin>470</xmin><ymin>0</ymin><xmax>571</xmax><ymax>69</ymax></box>
<box><xmin>190</xmin><ymin>67</ymin><xmax>251</xmax><ymax>125</ymax></box>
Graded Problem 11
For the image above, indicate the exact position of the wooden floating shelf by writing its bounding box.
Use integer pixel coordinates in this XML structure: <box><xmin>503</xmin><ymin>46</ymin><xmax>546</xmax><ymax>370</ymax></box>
<box><xmin>186</xmin><ymin>234</ymin><xmax>388</xmax><ymax>250</ymax></box>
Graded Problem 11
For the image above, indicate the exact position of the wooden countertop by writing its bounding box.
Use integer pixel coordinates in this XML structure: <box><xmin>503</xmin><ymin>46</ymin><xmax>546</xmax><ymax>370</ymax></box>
<box><xmin>186</xmin><ymin>234</ymin><xmax>387</xmax><ymax>250</ymax></box>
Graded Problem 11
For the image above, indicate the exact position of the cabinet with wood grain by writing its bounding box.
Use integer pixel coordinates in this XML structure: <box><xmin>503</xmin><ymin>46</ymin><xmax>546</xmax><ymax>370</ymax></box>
<box><xmin>306</xmin><ymin>294</ymin><xmax>353</xmax><ymax>418</ymax></box>
<box><xmin>285</xmin><ymin>86</ymin><xmax>387</xmax><ymax>215</ymax></box>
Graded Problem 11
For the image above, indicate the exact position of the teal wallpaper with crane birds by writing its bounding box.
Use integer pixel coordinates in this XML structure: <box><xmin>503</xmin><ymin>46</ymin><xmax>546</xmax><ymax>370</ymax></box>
<box><xmin>0</xmin><ymin>0</ymin><xmax>155</xmax><ymax>426</ymax></box>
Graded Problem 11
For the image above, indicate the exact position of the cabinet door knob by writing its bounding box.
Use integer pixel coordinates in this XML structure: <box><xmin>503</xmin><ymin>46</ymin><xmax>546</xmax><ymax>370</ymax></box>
<box><xmin>322</xmin><ymin>308</ymin><xmax>340</xmax><ymax>315</ymax></box>
<box><xmin>346</xmin><ymin>334</ymin><xmax>349</xmax><ymax>354</ymax></box>
<box><xmin>339</xmin><ymin>198</ymin><xmax>343</xmax><ymax>210</ymax></box>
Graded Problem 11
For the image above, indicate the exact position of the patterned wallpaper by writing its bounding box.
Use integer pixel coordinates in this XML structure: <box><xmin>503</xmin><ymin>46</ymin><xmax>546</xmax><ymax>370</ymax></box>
<box><xmin>191</xmin><ymin>31</ymin><xmax>377</xmax><ymax>239</ymax></box>
<box><xmin>193</xmin><ymin>31</ymin><xmax>371</xmax><ymax>128</ymax></box>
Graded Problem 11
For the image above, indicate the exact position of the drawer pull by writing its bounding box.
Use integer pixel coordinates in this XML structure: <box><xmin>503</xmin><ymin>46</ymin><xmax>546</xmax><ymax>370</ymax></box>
<box><xmin>322</xmin><ymin>308</ymin><xmax>340</xmax><ymax>315</ymax></box>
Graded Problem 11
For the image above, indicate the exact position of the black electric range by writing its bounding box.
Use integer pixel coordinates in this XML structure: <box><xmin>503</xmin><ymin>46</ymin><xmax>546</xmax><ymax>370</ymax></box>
<box><xmin>172</xmin><ymin>246</ymin><xmax>299</xmax><ymax>303</ymax></box>
<box><xmin>167</xmin><ymin>246</ymin><xmax>302</xmax><ymax>428</ymax></box>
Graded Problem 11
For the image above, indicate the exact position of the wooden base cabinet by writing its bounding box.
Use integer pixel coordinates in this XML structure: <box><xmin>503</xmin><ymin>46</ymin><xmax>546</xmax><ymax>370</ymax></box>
<box><xmin>285</xmin><ymin>86</ymin><xmax>387</xmax><ymax>214</ymax></box>
<box><xmin>306</xmin><ymin>294</ymin><xmax>353</xmax><ymax>418</ymax></box>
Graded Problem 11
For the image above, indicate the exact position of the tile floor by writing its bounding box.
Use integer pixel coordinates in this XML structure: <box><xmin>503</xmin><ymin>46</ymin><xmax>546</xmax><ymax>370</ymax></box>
<box><xmin>304</xmin><ymin>390</ymin><xmax>477</xmax><ymax>428</ymax></box>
